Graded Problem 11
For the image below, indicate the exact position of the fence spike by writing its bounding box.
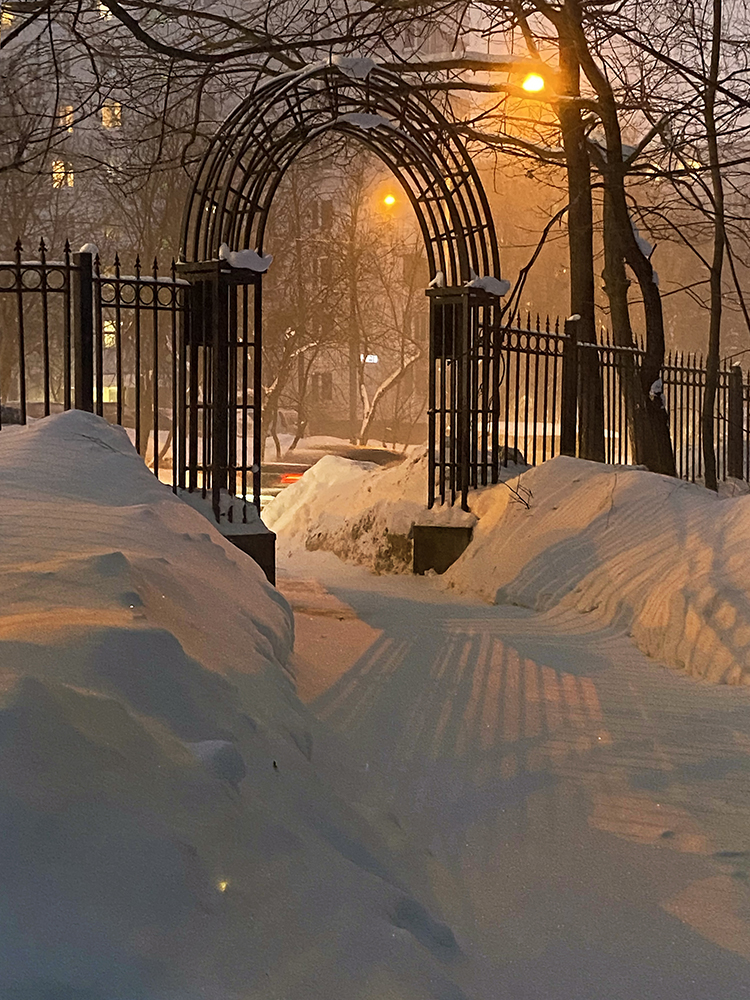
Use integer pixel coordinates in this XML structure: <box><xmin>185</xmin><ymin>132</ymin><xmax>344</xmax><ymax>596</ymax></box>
<box><xmin>526</xmin><ymin>311</ymin><xmax>531</xmax><ymax>330</ymax></box>
<box><xmin>152</xmin><ymin>256</ymin><xmax>158</xmax><ymax>277</ymax></box>
<box><xmin>555</xmin><ymin>316</ymin><xmax>559</xmax><ymax>334</ymax></box>
<box><xmin>114</xmin><ymin>251</ymin><xmax>121</xmax><ymax>272</ymax></box>
<box><xmin>94</xmin><ymin>252</ymin><xmax>101</xmax><ymax>274</ymax></box>
<box><xmin>38</xmin><ymin>237</ymin><xmax>47</xmax><ymax>259</ymax></box>
<box><xmin>64</xmin><ymin>238</ymin><xmax>71</xmax><ymax>255</ymax></box>
<box><xmin>14</xmin><ymin>238</ymin><xmax>22</xmax><ymax>257</ymax></box>
<box><xmin>135</xmin><ymin>254</ymin><xmax>141</xmax><ymax>277</ymax></box>
<box><xmin>545</xmin><ymin>314</ymin><xmax>550</xmax><ymax>333</ymax></box>
<box><xmin>535</xmin><ymin>312</ymin><xmax>540</xmax><ymax>332</ymax></box>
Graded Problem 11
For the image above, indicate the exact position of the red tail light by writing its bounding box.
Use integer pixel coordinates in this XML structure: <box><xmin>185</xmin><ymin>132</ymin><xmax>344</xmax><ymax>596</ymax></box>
<box><xmin>280</xmin><ymin>472</ymin><xmax>304</xmax><ymax>485</ymax></box>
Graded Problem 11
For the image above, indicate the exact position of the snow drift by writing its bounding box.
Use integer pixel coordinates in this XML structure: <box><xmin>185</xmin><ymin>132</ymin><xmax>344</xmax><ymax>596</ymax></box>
<box><xmin>0</xmin><ymin>412</ymin><xmax>475</xmax><ymax>1000</ymax></box>
<box><xmin>445</xmin><ymin>458</ymin><xmax>750</xmax><ymax>685</ymax></box>
<box><xmin>265</xmin><ymin>451</ymin><xmax>478</xmax><ymax>573</ymax></box>
<box><xmin>270</xmin><ymin>448</ymin><xmax>750</xmax><ymax>685</ymax></box>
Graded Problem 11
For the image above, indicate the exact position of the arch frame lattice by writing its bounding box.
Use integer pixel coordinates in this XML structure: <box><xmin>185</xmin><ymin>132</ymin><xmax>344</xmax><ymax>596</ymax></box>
<box><xmin>179</xmin><ymin>62</ymin><xmax>505</xmax><ymax>520</ymax></box>
<box><xmin>181</xmin><ymin>61</ymin><xmax>501</xmax><ymax>286</ymax></box>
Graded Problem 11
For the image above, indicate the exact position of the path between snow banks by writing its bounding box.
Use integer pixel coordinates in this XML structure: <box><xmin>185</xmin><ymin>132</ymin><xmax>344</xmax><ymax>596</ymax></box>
<box><xmin>279</xmin><ymin>550</ymin><xmax>750</xmax><ymax>999</ymax></box>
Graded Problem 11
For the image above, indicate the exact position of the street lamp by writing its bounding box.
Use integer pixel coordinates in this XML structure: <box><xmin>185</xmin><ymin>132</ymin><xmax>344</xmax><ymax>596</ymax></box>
<box><xmin>521</xmin><ymin>72</ymin><xmax>546</xmax><ymax>93</ymax></box>
<box><xmin>383</xmin><ymin>194</ymin><xmax>396</xmax><ymax>206</ymax></box>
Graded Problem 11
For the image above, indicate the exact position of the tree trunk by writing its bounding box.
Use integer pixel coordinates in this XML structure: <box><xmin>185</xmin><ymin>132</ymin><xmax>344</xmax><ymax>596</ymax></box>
<box><xmin>567</xmin><ymin>0</ymin><xmax>675</xmax><ymax>475</ymax></box>
<box><xmin>558</xmin><ymin>22</ymin><xmax>604</xmax><ymax>462</ymax></box>
<box><xmin>701</xmin><ymin>0</ymin><xmax>725</xmax><ymax>492</ymax></box>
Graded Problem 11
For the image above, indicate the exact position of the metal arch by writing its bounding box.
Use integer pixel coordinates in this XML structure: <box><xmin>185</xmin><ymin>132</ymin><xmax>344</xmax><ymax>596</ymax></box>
<box><xmin>234</xmin><ymin>119</ymin><xmax>464</xmax><ymax>280</ymax></box>
<box><xmin>181</xmin><ymin>63</ymin><xmax>501</xmax><ymax>285</ymax></box>
<box><xmin>184</xmin><ymin>67</ymin><xmax>467</xmax><ymax>269</ymax></box>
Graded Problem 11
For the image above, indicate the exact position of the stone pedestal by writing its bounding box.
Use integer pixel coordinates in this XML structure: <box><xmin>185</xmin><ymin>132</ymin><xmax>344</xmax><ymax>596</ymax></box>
<box><xmin>413</xmin><ymin>524</ymin><xmax>473</xmax><ymax>575</ymax></box>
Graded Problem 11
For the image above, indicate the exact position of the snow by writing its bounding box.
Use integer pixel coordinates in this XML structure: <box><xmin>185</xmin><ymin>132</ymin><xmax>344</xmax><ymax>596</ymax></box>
<box><xmin>428</xmin><ymin>270</ymin><xmax>445</xmax><ymax>288</ymax></box>
<box><xmin>265</xmin><ymin>451</ymin><xmax>504</xmax><ymax>573</ymax></box>
<box><xmin>270</xmin><ymin>449</ymin><xmax>750</xmax><ymax>686</ymax></box>
<box><xmin>7</xmin><ymin>411</ymin><xmax>750</xmax><ymax>995</ymax></box>
<box><xmin>276</xmin><ymin>545</ymin><xmax>750</xmax><ymax>999</ymax></box>
<box><xmin>466</xmin><ymin>274</ymin><xmax>511</xmax><ymax>297</ymax></box>
<box><xmin>177</xmin><ymin>486</ymin><xmax>270</xmax><ymax>535</ymax></box>
<box><xmin>330</xmin><ymin>54</ymin><xmax>378</xmax><ymax>80</ymax></box>
<box><xmin>335</xmin><ymin>111</ymin><xmax>394</xmax><ymax>130</ymax></box>
<box><xmin>630</xmin><ymin>218</ymin><xmax>655</xmax><ymax>260</ymax></box>
<box><xmin>218</xmin><ymin>242</ymin><xmax>273</xmax><ymax>273</ymax></box>
<box><xmin>0</xmin><ymin>411</ymin><xmax>484</xmax><ymax>998</ymax></box>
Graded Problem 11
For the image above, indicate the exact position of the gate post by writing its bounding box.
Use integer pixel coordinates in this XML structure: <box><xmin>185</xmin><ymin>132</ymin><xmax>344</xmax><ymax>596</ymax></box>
<box><xmin>560</xmin><ymin>315</ymin><xmax>579</xmax><ymax>457</ymax></box>
<box><xmin>728</xmin><ymin>363</ymin><xmax>744</xmax><ymax>479</ymax></box>
<box><xmin>459</xmin><ymin>289</ymin><xmax>471</xmax><ymax>511</ymax></box>
<box><xmin>212</xmin><ymin>261</ymin><xmax>229</xmax><ymax>522</ymax></box>
<box><xmin>71</xmin><ymin>251</ymin><xmax>94</xmax><ymax>412</ymax></box>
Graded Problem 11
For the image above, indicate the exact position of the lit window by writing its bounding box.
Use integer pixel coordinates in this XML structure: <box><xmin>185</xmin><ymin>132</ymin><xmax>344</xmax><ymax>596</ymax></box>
<box><xmin>101</xmin><ymin>100</ymin><xmax>122</xmax><ymax>128</ymax></box>
<box><xmin>98</xmin><ymin>2</ymin><xmax>113</xmax><ymax>19</ymax></box>
<box><xmin>58</xmin><ymin>105</ymin><xmax>74</xmax><ymax>133</ymax></box>
<box><xmin>1</xmin><ymin>8</ymin><xmax>13</xmax><ymax>32</ymax></box>
<box><xmin>51</xmin><ymin>159</ymin><xmax>74</xmax><ymax>188</ymax></box>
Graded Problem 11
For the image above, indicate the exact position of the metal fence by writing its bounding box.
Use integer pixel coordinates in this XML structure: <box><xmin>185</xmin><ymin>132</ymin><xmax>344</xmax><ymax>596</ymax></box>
<box><xmin>0</xmin><ymin>241</ymin><xmax>263</xmax><ymax>523</ymax></box>
<box><xmin>0</xmin><ymin>240</ymin><xmax>188</xmax><ymax>480</ymax></box>
<box><xmin>4</xmin><ymin>246</ymin><xmax>749</xmax><ymax>515</ymax></box>
<box><xmin>428</xmin><ymin>287</ymin><xmax>750</xmax><ymax>507</ymax></box>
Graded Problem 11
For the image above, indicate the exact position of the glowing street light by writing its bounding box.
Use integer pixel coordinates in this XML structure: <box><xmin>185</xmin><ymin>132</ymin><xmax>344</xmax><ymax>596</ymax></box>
<box><xmin>521</xmin><ymin>73</ymin><xmax>545</xmax><ymax>93</ymax></box>
<box><xmin>383</xmin><ymin>194</ymin><xmax>396</xmax><ymax>206</ymax></box>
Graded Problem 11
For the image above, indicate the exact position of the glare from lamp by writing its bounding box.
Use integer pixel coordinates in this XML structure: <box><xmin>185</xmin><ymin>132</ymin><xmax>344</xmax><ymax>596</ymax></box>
<box><xmin>383</xmin><ymin>194</ymin><xmax>396</xmax><ymax>206</ymax></box>
<box><xmin>522</xmin><ymin>73</ymin><xmax>545</xmax><ymax>93</ymax></box>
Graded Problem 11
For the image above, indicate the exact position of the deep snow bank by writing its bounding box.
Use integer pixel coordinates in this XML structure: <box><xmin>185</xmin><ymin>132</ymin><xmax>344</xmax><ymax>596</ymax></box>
<box><xmin>265</xmin><ymin>451</ymin><xmax>478</xmax><ymax>573</ymax></box>
<box><xmin>0</xmin><ymin>413</ymin><xmax>474</xmax><ymax>1000</ymax></box>
<box><xmin>271</xmin><ymin>446</ymin><xmax>750</xmax><ymax>685</ymax></box>
<box><xmin>443</xmin><ymin>457</ymin><xmax>750</xmax><ymax>684</ymax></box>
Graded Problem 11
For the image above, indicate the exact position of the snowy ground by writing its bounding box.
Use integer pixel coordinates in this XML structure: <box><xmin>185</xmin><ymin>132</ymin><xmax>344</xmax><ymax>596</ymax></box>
<box><xmin>0</xmin><ymin>412</ymin><xmax>497</xmax><ymax>1000</ymax></box>
<box><xmin>278</xmin><ymin>548</ymin><xmax>750</xmax><ymax>998</ymax></box>
<box><xmin>6</xmin><ymin>414</ymin><xmax>750</xmax><ymax>997</ymax></box>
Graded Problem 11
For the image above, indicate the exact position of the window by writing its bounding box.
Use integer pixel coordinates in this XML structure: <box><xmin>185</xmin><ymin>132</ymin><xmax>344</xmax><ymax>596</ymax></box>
<box><xmin>1</xmin><ymin>8</ymin><xmax>13</xmax><ymax>32</ymax></box>
<box><xmin>51</xmin><ymin>159</ymin><xmax>74</xmax><ymax>189</ymax></box>
<box><xmin>97</xmin><ymin>2</ymin><xmax>113</xmax><ymax>19</ymax></box>
<box><xmin>58</xmin><ymin>105</ymin><xmax>74</xmax><ymax>133</ymax></box>
<box><xmin>103</xmin><ymin>320</ymin><xmax>116</xmax><ymax>349</ymax></box>
<box><xmin>101</xmin><ymin>99</ymin><xmax>122</xmax><ymax>128</ymax></box>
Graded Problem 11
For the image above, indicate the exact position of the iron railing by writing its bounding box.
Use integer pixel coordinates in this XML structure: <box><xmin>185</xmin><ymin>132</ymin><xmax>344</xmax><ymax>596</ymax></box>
<box><xmin>0</xmin><ymin>242</ymin><xmax>264</xmax><ymax>523</ymax></box>
<box><xmin>427</xmin><ymin>287</ymin><xmax>750</xmax><ymax>506</ymax></box>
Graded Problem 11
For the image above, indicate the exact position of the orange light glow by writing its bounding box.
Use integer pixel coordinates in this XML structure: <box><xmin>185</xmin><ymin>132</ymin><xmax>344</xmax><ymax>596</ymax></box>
<box><xmin>522</xmin><ymin>73</ymin><xmax>545</xmax><ymax>93</ymax></box>
<box><xmin>383</xmin><ymin>194</ymin><xmax>396</xmax><ymax>206</ymax></box>
<box><xmin>280</xmin><ymin>472</ymin><xmax>304</xmax><ymax>485</ymax></box>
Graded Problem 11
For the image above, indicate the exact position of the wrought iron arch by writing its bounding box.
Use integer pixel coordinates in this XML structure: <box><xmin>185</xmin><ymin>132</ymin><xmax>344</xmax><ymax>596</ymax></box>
<box><xmin>181</xmin><ymin>61</ymin><xmax>501</xmax><ymax>286</ymax></box>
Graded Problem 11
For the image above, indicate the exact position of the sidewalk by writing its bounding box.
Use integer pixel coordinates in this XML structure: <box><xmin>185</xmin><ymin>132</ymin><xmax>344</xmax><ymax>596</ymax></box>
<box><xmin>278</xmin><ymin>549</ymin><xmax>750</xmax><ymax>999</ymax></box>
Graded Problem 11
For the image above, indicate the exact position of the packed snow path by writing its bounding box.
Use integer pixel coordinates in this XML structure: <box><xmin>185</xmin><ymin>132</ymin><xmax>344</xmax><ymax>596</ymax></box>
<box><xmin>279</xmin><ymin>550</ymin><xmax>750</xmax><ymax>999</ymax></box>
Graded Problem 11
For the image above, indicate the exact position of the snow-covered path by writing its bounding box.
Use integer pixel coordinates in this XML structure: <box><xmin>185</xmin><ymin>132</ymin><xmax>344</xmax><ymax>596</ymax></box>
<box><xmin>279</xmin><ymin>550</ymin><xmax>750</xmax><ymax>998</ymax></box>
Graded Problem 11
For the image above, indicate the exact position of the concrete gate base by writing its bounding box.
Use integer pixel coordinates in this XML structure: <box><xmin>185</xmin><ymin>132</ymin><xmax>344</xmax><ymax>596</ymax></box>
<box><xmin>413</xmin><ymin>525</ymin><xmax>473</xmax><ymax>576</ymax></box>
<box><xmin>177</xmin><ymin>489</ymin><xmax>276</xmax><ymax>585</ymax></box>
